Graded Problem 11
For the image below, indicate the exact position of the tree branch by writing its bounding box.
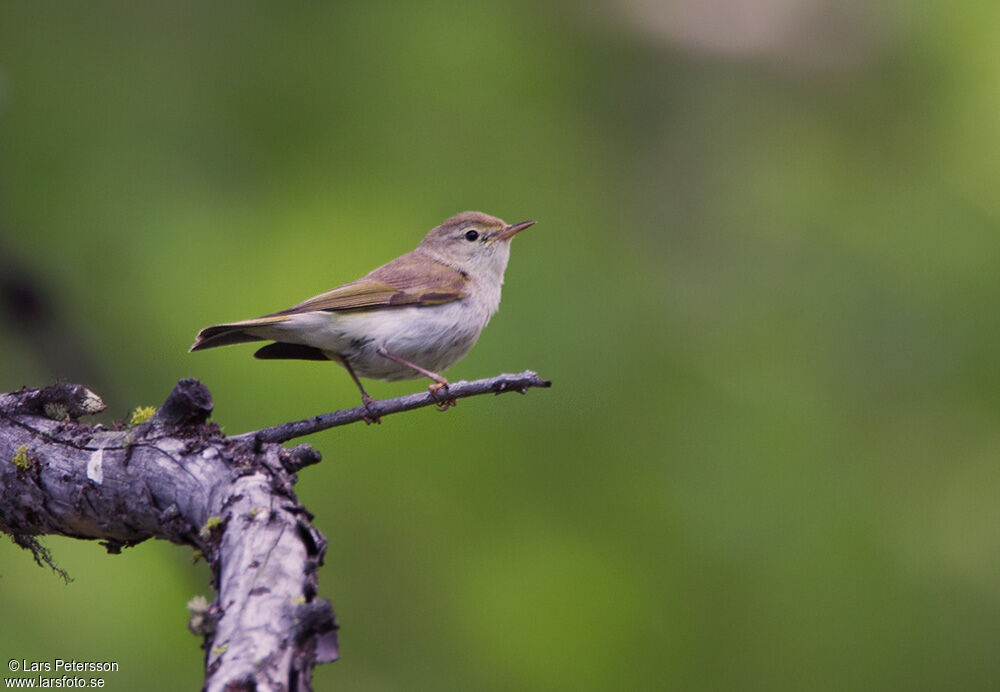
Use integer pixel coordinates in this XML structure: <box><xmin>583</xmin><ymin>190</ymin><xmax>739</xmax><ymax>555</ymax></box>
<box><xmin>234</xmin><ymin>370</ymin><xmax>552</xmax><ymax>444</ymax></box>
<box><xmin>0</xmin><ymin>370</ymin><xmax>550</xmax><ymax>690</ymax></box>
<box><xmin>0</xmin><ymin>380</ymin><xmax>337</xmax><ymax>691</ymax></box>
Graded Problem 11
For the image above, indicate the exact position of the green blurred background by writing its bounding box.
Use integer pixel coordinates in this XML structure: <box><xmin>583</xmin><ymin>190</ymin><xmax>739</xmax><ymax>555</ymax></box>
<box><xmin>2</xmin><ymin>1</ymin><xmax>1000</xmax><ymax>690</ymax></box>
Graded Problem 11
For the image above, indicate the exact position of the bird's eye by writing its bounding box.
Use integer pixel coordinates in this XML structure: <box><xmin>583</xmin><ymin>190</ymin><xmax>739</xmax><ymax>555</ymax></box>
<box><xmin>464</xmin><ymin>229</ymin><xmax>479</xmax><ymax>241</ymax></box>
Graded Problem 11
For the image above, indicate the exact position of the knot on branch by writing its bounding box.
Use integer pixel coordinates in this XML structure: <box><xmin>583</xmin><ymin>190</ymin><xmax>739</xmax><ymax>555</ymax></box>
<box><xmin>153</xmin><ymin>378</ymin><xmax>214</xmax><ymax>426</ymax></box>
<box><xmin>281</xmin><ymin>444</ymin><xmax>322</xmax><ymax>473</ymax></box>
<box><xmin>294</xmin><ymin>601</ymin><xmax>340</xmax><ymax>663</ymax></box>
<box><xmin>0</xmin><ymin>383</ymin><xmax>106</xmax><ymax>420</ymax></box>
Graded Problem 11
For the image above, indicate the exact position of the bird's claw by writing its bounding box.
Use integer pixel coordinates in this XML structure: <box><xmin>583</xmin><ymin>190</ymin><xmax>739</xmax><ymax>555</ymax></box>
<box><xmin>361</xmin><ymin>393</ymin><xmax>381</xmax><ymax>425</ymax></box>
<box><xmin>428</xmin><ymin>381</ymin><xmax>457</xmax><ymax>411</ymax></box>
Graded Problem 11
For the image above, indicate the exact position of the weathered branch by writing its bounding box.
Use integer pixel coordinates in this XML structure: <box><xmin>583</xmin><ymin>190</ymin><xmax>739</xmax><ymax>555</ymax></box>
<box><xmin>0</xmin><ymin>370</ymin><xmax>550</xmax><ymax>690</ymax></box>
<box><xmin>235</xmin><ymin>370</ymin><xmax>552</xmax><ymax>444</ymax></box>
<box><xmin>0</xmin><ymin>380</ymin><xmax>337</xmax><ymax>692</ymax></box>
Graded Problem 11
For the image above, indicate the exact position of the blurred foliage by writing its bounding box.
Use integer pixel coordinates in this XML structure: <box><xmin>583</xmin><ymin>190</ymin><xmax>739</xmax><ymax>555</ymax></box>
<box><xmin>2</xmin><ymin>1</ymin><xmax>1000</xmax><ymax>690</ymax></box>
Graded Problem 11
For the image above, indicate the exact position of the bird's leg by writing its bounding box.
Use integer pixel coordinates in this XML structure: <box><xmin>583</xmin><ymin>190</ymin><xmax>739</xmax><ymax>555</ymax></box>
<box><xmin>375</xmin><ymin>346</ymin><xmax>457</xmax><ymax>410</ymax></box>
<box><xmin>374</xmin><ymin>346</ymin><xmax>448</xmax><ymax>385</ymax></box>
<box><xmin>340</xmin><ymin>356</ymin><xmax>380</xmax><ymax>424</ymax></box>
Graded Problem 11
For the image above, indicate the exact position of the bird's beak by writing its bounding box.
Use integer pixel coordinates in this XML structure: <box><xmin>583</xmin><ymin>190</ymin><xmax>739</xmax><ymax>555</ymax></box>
<box><xmin>498</xmin><ymin>220</ymin><xmax>536</xmax><ymax>240</ymax></box>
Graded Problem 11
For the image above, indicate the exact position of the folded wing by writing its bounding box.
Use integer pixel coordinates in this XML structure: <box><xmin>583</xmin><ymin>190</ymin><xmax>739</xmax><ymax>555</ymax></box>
<box><xmin>189</xmin><ymin>251</ymin><xmax>469</xmax><ymax>353</ymax></box>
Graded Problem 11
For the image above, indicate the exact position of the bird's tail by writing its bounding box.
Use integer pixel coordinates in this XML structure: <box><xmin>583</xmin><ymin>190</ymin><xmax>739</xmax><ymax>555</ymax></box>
<box><xmin>188</xmin><ymin>315</ymin><xmax>290</xmax><ymax>352</ymax></box>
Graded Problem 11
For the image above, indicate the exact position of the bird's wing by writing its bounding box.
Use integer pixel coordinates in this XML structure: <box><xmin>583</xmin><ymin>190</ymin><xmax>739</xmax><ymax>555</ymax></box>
<box><xmin>189</xmin><ymin>252</ymin><xmax>470</xmax><ymax>352</ymax></box>
<box><xmin>274</xmin><ymin>252</ymin><xmax>469</xmax><ymax>315</ymax></box>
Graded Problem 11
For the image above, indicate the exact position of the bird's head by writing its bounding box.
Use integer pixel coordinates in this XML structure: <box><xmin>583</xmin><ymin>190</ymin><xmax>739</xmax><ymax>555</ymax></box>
<box><xmin>418</xmin><ymin>211</ymin><xmax>535</xmax><ymax>281</ymax></box>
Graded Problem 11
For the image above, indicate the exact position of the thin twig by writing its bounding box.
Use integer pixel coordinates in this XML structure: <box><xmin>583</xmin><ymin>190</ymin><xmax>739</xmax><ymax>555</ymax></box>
<box><xmin>233</xmin><ymin>370</ymin><xmax>552</xmax><ymax>444</ymax></box>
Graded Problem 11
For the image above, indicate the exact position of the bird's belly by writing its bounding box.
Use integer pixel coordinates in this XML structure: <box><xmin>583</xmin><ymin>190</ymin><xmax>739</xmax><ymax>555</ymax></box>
<box><xmin>344</xmin><ymin>302</ymin><xmax>488</xmax><ymax>381</ymax></box>
<box><xmin>257</xmin><ymin>301</ymin><xmax>491</xmax><ymax>381</ymax></box>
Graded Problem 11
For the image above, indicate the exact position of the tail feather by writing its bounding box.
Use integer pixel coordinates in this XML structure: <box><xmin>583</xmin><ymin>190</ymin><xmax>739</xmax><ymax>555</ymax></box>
<box><xmin>189</xmin><ymin>328</ymin><xmax>263</xmax><ymax>351</ymax></box>
<box><xmin>189</xmin><ymin>315</ymin><xmax>290</xmax><ymax>352</ymax></box>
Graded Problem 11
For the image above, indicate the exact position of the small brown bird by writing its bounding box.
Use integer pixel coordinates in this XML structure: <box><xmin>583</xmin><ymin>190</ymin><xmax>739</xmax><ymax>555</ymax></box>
<box><xmin>190</xmin><ymin>211</ymin><xmax>534</xmax><ymax>411</ymax></box>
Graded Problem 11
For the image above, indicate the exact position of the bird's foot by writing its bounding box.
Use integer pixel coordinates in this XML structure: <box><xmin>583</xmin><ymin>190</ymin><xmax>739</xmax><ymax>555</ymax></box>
<box><xmin>428</xmin><ymin>381</ymin><xmax>457</xmax><ymax>411</ymax></box>
<box><xmin>360</xmin><ymin>393</ymin><xmax>381</xmax><ymax>425</ymax></box>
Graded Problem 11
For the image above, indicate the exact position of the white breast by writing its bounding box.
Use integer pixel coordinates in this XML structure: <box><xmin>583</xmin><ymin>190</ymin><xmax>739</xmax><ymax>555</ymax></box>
<box><xmin>348</xmin><ymin>300</ymin><xmax>489</xmax><ymax>380</ymax></box>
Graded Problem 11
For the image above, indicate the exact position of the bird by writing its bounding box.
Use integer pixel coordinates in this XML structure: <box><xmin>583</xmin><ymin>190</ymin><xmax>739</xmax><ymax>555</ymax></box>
<box><xmin>189</xmin><ymin>211</ymin><xmax>534</xmax><ymax>415</ymax></box>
